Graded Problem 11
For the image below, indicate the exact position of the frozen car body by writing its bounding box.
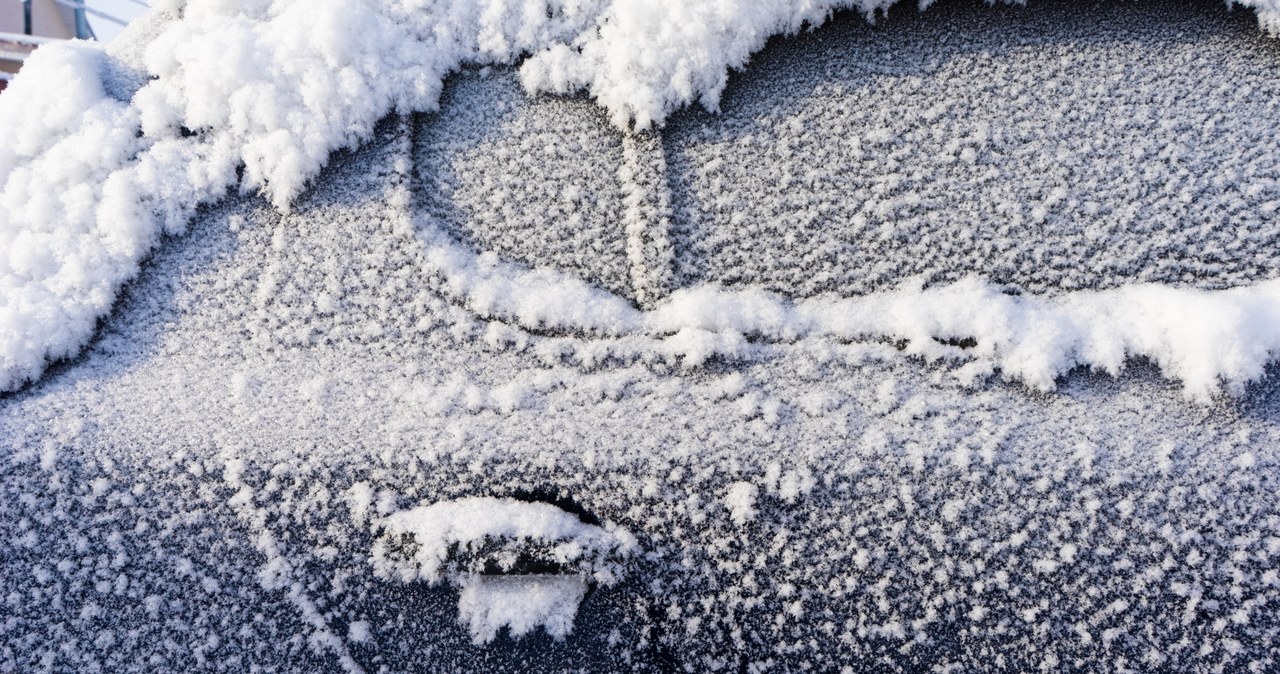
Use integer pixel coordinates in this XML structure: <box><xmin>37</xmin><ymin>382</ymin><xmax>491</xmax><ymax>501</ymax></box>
<box><xmin>3</xmin><ymin>0</ymin><xmax>1280</xmax><ymax>672</ymax></box>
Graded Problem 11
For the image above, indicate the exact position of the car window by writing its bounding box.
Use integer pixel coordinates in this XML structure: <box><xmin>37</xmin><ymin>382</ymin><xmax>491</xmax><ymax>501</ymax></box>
<box><xmin>666</xmin><ymin>1</ymin><xmax>1280</xmax><ymax>296</ymax></box>
<box><xmin>417</xmin><ymin>70</ymin><xmax>634</xmax><ymax>299</ymax></box>
<box><xmin>411</xmin><ymin>1</ymin><xmax>1280</xmax><ymax>305</ymax></box>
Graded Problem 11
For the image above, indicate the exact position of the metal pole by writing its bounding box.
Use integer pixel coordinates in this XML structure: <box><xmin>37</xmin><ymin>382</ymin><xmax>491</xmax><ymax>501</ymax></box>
<box><xmin>74</xmin><ymin>3</ymin><xmax>92</xmax><ymax>39</ymax></box>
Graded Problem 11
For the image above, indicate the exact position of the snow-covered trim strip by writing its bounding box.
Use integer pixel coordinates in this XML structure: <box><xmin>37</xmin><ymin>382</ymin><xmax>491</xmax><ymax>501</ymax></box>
<box><xmin>619</xmin><ymin>131</ymin><xmax>676</xmax><ymax>309</ymax></box>
<box><xmin>413</xmin><ymin>203</ymin><xmax>1280</xmax><ymax>399</ymax></box>
<box><xmin>656</xmin><ymin>279</ymin><xmax>1280</xmax><ymax>399</ymax></box>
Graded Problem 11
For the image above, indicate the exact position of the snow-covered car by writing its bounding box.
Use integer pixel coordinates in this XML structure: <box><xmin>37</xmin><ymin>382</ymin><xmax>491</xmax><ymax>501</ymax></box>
<box><xmin>4</xmin><ymin>0</ymin><xmax>1280</xmax><ymax>671</ymax></box>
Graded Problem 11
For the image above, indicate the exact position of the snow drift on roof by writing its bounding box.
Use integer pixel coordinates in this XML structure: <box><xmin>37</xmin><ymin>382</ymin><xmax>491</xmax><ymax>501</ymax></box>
<box><xmin>4</xmin><ymin>0</ymin><xmax>1280</xmax><ymax>395</ymax></box>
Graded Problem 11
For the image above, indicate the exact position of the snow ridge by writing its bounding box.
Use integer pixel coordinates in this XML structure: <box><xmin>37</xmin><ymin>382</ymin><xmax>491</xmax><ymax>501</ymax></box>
<box><xmin>619</xmin><ymin>131</ymin><xmax>676</xmax><ymax>308</ymax></box>
<box><xmin>649</xmin><ymin>279</ymin><xmax>1280</xmax><ymax>399</ymax></box>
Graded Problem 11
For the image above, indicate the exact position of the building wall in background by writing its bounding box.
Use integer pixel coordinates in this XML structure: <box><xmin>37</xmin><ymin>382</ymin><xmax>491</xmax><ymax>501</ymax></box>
<box><xmin>0</xmin><ymin>0</ymin><xmax>75</xmax><ymax>38</ymax></box>
<box><xmin>0</xmin><ymin>1</ymin><xmax>23</xmax><ymax>35</ymax></box>
<box><xmin>1</xmin><ymin>0</ymin><xmax>78</xmax><ymax>92</ymax></box>
<box><xmin>32</xmin><ymin>0</ymin><xmax>76</xmax><ymax>39</ymax></box>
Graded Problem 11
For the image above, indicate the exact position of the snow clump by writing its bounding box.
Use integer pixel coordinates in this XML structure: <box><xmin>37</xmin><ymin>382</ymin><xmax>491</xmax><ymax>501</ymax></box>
<box><xmin>371</xmin><ymin>497</ymin><xmax>636</xmax><ymax>643</ymax></box>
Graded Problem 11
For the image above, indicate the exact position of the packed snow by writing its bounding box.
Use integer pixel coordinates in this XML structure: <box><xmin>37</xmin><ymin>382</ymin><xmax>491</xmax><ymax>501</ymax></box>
<box><xmin>4</xmin><ymin>1</ymin><xmax>1280</xmax><ymax>672</ymax></box>
<box><xmin>455</xmin><ymin>575</ymin><xmax>588</xmax><ymax>645</ymax></box>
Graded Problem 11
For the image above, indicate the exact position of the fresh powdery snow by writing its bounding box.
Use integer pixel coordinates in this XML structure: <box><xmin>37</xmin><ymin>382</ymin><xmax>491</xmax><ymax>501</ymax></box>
<box><xmin>6</xmin><ymin>0</ymin><xmax>1280</xmax><ymax>672</ymax></box>
<box><xmin>7</xmin><ymin>0</ymin><xmax>1280</xmax><ymax>395</ymax></box>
